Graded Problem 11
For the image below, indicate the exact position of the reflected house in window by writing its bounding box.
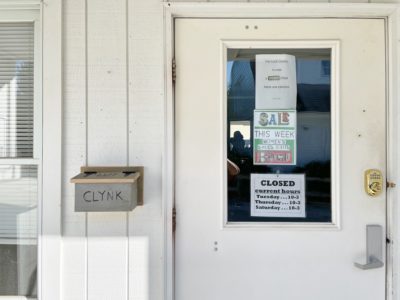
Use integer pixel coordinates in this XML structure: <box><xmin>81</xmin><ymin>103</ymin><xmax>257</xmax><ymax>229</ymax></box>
<box><xmin>0</xmin><ymin>59</ymin><xmax>34</xmax><ymax>159</ymax></box>
<box><xmin>0</xmin><ymin>23</ymin><xmax>37</xmax><ymax>297</ymax></box>
<box><xmin>227</xmin><ymin>49</ymin><xmax>332</xmax><ymax>223</ymax></box>
<box><xmin>296</xmin><ymin>58</ymin><xmax>331</xmax><ymax>168</ymax></box>
<box><xmin>0</xmin><ymin>165</ymin><xmax>37</xmax><ymax>297</ymax></box>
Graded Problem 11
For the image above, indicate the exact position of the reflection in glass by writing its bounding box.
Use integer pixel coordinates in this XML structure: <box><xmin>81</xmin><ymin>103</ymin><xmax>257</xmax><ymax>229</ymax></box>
<box><xmin>0</xmin><ymin>23</ymin><xmax>35</xmax><ymax>158</ymax></box>
<box><xmin>0</xmin><ymin>165</ymin><xmax>37</xmax><ymax>296</ymax></box>
<box><xmin>227</xmin><ymin>48</ymin><xmax>331</xmax><ymax>223</ymax></box>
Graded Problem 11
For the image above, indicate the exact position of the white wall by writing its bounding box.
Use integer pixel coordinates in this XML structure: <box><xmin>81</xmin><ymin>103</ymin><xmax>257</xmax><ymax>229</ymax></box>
<box><xmin>168</xmin><ymin>0</ymin><xmax>400</xmax><ymax>2</ymax></box>
<box><xmin>63</xmin><ymin>0</ymin><xmax>163</xmax><ymax>299</ymax></box>
<box><xmin>62</xmin><ymin>1</ymin><xmax>399</xmax><ymax>300</ymax></box>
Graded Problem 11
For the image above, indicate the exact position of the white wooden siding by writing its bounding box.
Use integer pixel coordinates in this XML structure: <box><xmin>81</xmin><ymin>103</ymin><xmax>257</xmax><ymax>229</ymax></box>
<box><xmin>86</xmin><ymin>0</ymin><xmax>128</xmax><ymax>299</ymax></box>
<box><xmin>63</xmin><ymin>0</ymin><xmax>164</xmax><ymax>299</ymax></box>
<box><xmin>167</xmin><ymin>0</ymin><xmax>400</xmax><ymax>2</ymax></box>
<box><xmin>172</xmin><ymin>0</ymin><xmax>400</xmax><ymax>2</ymax></box>
<box><xmin>62</xmin><ymin>0</ymin><xmax>88</xmax><ymax>299</ymax></box>
<box><xmin>62</xmin><ymin>1</ymin><xmax>398</xmax><ymax>300</ymax></box>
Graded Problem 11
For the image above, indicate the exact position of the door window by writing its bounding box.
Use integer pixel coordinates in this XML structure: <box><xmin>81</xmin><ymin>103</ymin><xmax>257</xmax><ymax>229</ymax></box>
<box><xmin>226</xmin><ymin>45</ymin><xmax>337</xmax><ymax>225</ymax></box>
<box><xmin>0</xmin><ymin>22</ymin><xmax>39</xmax><ymax>298</ymax></box>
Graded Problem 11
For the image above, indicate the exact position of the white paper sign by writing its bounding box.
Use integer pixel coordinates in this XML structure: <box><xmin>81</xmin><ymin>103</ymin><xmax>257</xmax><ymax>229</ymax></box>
<box><xmin>251</xmin><ymin>174</ymin><xmax>305</xmax><ymax>218</ymax></box>
<box><xmin>255</xmin><ymin>54</ymin><xmax>297</xmax><ymax>109</ymax></box>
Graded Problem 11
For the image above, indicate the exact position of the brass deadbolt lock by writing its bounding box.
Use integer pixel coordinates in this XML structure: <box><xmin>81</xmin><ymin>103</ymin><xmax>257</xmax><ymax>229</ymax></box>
<box><xmin>365</xmin><ymin>169</ymin><xmax>383</xmax><ymax>197</ymax></box>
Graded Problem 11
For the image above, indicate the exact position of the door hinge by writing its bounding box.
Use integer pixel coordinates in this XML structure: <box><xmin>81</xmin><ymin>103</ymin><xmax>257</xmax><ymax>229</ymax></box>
<box><xmin>387</xmin><ymin>181</ymin><xmax>396</xmax><ymax>188</ymax></box>
<box><xmin>173</xmin><ymin>206</ymin><xmax>177</xmax><ymax>233</ymax></box>
<box><xmin>172</xmin><ymin>58</ymin><xmax>176</xmax><ymax>83</ymax></box>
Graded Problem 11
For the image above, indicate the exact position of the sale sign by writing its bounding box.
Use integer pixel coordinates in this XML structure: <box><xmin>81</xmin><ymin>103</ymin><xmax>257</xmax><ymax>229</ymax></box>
<box><xmin>253</xmin><ymin>109</ymin><xmax>296</xmax><ymax>165</ymax></box>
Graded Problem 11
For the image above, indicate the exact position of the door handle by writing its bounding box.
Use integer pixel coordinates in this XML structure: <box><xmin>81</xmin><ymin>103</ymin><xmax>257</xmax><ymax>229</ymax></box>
<box><xmin>354</xmin><ymin>225</ymin><xmax>384</xmax><ymax>270</ymax></box>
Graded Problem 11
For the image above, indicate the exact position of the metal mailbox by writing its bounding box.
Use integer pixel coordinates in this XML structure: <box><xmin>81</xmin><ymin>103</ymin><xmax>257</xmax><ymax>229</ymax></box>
<box><xmin>70</xmin><ymin>166</ymin><xmax>143</xmax><ymax>212</ymax></box>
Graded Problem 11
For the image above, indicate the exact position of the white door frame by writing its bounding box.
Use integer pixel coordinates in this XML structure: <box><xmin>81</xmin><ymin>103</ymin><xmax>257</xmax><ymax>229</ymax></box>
<box><xmin>41</xmin><ymin>1</ymin><xmax>62</xmax><ymax>299</ymax></box>
<box><xmin>0</xmin><ymin>1</ymin><xmax>62</xmax><ymax>300</ymax></box>
<box><xmin>163</xmin><ymin>3</ymin><xmax>400</xmax><ymax>300</ymax></box>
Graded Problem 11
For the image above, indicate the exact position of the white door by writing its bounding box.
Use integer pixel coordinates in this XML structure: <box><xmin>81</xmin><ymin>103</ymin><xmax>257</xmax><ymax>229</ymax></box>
<box><xmin>175</xmin><ymin>19</ymin><xmax>386</xmax><ymax>300</ymax></box>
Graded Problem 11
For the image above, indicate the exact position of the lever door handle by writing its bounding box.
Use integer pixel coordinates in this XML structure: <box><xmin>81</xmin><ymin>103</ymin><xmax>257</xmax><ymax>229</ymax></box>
<box><xmin>354</xmin><ymin>225</ymin><xmax>384</xmax><ymax>270</ymax></box>
<box><xmin>354</xmin><ymin>256</ymin><xmax>383</xmax><ymax>270</ymax></box>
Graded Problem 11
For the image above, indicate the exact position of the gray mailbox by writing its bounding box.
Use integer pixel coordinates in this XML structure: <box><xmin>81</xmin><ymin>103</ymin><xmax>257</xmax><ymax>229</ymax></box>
<box><xmin>71</xmin><ymin>166</ymin><xmax>143</xmax><ymax>212</ymax></box>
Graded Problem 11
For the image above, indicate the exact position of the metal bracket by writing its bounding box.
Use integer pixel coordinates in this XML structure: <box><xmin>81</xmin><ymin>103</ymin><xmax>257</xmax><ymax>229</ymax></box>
<box><xmin>173</xmin><ymin>206</ymin><xmax>176</xmax><ymax>233</ymax></box>
<box><xmin>172</xmin><ymin>58</ymin><xmax>176</xmax><ymax>83</ymax></box>
<box><xmin>387</xmin><ymin>181</ymin><xmax>396</xmax><ymax>188</ymax></box>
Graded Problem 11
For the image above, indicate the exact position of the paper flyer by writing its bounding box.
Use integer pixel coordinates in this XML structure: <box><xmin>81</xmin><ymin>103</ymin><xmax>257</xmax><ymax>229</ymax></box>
<box><xmin>253</xmin><ymin>109</ymin><xmax>296</xmax><ymax>165</ymax></box>
<box><xmin>255</xmin><ymin>54</ymin><xmax>297</xmax><ymax>109</ymax></box>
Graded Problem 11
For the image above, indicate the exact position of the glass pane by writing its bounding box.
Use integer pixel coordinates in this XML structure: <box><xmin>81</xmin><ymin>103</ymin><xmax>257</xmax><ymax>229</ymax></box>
<box><xmin>0</xmin><ymin>23</ymin><xmax>35</xmax><ymax>158</ymax></box>
<box><xmin>227</xmin><ymin>48</ymin><xmax>331</xmax><ymax>223</ymax></box>
<box><xmin>0</xmin><ymin>165</ymin><xmax>37</xmax><ymax>297</ymax></box>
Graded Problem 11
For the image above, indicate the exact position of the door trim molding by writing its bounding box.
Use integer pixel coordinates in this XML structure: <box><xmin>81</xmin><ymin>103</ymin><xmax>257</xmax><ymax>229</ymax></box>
<box><xmin>163</xmin><ymin>4</ymin><xmax>400</xmax><ymax>300</ymax></box>
<box><xmin>41</xmin><ymin>0</ymin><xmax>62</xmax><ymax>299</ymax></box>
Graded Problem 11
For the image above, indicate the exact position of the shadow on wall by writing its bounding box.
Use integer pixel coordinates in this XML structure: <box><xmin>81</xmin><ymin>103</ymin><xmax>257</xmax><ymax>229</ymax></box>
<box><xmin>63</xmin><ymin>234</ymin><xmax>151</xmax><ymax>300</ymax></box>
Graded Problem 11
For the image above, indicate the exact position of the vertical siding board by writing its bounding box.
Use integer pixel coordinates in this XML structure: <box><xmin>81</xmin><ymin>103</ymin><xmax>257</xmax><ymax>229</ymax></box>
<box><xmin>209</xmin><ymin>0</ymin><xmax>252</xmax><ymax>2</ymax></box>
<box><xmin>331</xmin><ymin>0</ymin><xmax>368</xmax><ymax>3</ymax></box>
<box><xmin>128</xmin><ymin>0</ymin><xmax>165</xmax><ymax>299</ymax></box>
<box><xmin>251</xmin><ymin>0</ymin><xmax>290</xmax><ymax>3</ymax></box>
<box><xmin>86</xmin><ymin>0</ymin><xmax>128</xmax><ymax>299</ymax></box>
<box><xmin>167</xmin><ymin>0</ymin><xmax>290</xmax><ymax>1</ymax></box>
<box><xmin>163</xmin><ymin>0</ymin><xmax>400</xmax><ymax>1</ymax></box>
<box><xmin>164</xmin><ymin>0</ymin><xmax>400</xmax><ymax>3</ymax></box>
<box><xmin>63</xmin><ymin>0</ymin><xmax>88</xmax><ymax>299</ymax></box>
<box><xmin>167</xmin><ymin>0</ymin><xmax>208</xmax><ymax>2</ymax></box>
<box><xmin>370</xmin><ymin>0</ymin><xmax>400</xmax><ymax>3</ymax></box>
<box><xmin>130</xmin><ymin>218</ymin><xmax>164</xmax><ymax>300</ymax></box>
<box><xmin>289</xmin><ymin>0</ymin><xmax>329</xmax><ymax>2</ymax></box>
